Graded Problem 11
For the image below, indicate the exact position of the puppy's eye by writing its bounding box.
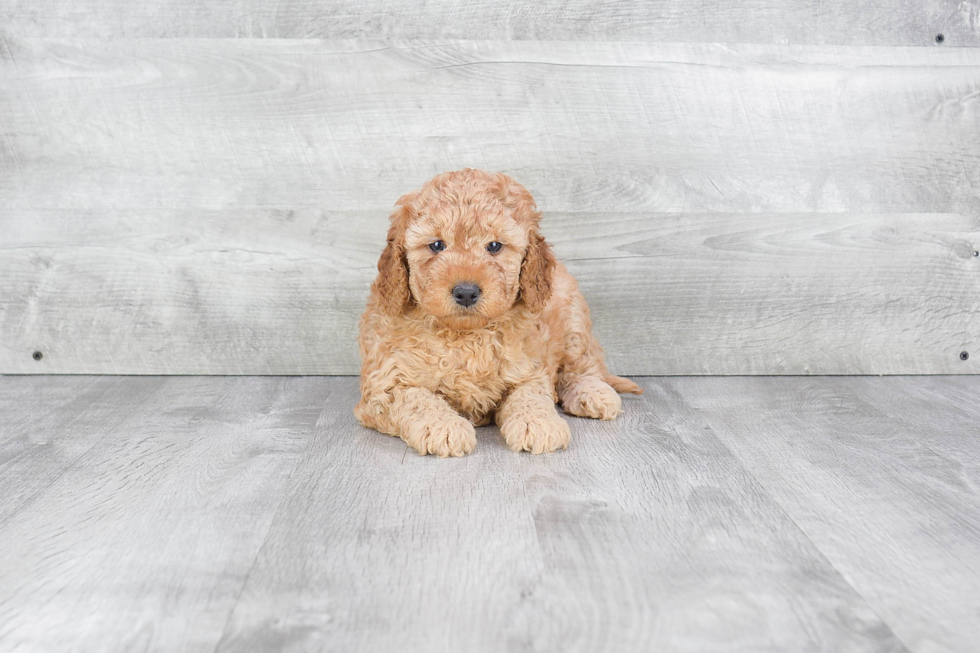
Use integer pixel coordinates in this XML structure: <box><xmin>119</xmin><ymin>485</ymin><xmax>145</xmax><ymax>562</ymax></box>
<box><xmin>429</xmin><ymin>240</ymin><xmax>446</xmax><ymax>253</ymax></box>
<box><xmin>486</xmin><ymin>241</ymin><xmax>503</xmax><ymax>253</ymax></box>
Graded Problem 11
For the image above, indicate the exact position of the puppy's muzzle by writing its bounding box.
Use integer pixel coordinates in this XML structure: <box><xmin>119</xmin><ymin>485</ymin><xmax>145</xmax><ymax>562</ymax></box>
<box><xmin>452</xmin><ymin>282</ymin><xmax>481</xmax><ymax>307</ymax></box>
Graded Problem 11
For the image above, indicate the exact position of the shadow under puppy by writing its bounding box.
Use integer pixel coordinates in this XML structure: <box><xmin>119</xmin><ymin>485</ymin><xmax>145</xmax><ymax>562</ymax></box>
<box><xmin>355</xmin><ymin>169</ymin><xmax>641</xmax><ymax>457</ymax></box>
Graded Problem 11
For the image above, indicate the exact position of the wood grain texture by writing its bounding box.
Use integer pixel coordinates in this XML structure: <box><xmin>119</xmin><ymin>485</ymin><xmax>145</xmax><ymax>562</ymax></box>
<box><xmin>3</xmin><ymin>38</ymin><xmax>979</xmax><ymax>375</ymax></box>
<box><xmin>2</xmin><ymin>209</ymin><xmax>976</xmax><ymax>375</ymax></box>
<box><xmin>214</xmin><ymin>378</ymin><xmax>906</xmax><ymax>653</ymax></box>
<box><xmin>0</xmin><ymin>0</ymin><xmax>978</xmax><ymax>45</ymax></box>
<box><xmin>5</xmin><ymin>375</ymin><xmax>977</xmax><ymax>651</ymax></box>
<box><xmin>0</xmin><ymin>376</ymin><xmax>324</xmax><ymax>651</ymax></box>
<box><xmin>670</xmin><ymin>375</ymin><xmax>980</xmax><ymax>653</ymax></box>
<box><xmin>2</xmin><ymin>39</ymin><xmax>979</xmax><ymax>215</ymax></box>
<box><xmin>0</xmin><ymin>375</ymin><xmax>164</xmax><ymax>526</ymax></box>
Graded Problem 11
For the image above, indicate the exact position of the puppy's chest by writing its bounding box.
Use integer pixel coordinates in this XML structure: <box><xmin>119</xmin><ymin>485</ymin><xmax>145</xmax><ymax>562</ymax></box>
<box><xmin>421</xmin><ymin>331</ymin><xmax>532</xmax><ymax>421</ymax></box>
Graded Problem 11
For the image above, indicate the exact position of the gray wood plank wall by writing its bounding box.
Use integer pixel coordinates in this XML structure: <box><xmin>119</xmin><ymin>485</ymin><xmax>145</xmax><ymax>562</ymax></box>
<box><xmin>2</xmin><ymin>0</ymin><xmax>979</xmax><ymax>44</ymax></box>
<box><xmin>1</xmin><ymin>4</ymin><xmax>978</xmax><ymax>375</ymax></box>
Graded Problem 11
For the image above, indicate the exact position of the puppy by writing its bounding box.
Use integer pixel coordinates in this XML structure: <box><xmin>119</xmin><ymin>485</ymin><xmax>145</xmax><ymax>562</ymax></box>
<box><xmin>355</xmin><ymin>169</ymin><xmax>641</xmax><ymax>457</ymax></box>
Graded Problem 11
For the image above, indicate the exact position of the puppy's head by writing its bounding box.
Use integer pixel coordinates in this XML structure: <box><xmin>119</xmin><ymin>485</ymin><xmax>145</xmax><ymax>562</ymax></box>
<box><xmin>375</xmin><ymin>169</ymin><xmax>555</xmax><ymax>329</ymax></box>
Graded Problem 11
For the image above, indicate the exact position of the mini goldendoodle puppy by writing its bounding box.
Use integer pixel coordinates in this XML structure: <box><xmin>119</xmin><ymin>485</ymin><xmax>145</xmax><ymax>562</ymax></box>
<box><xmin>355</xmin><ymin>168</ymin><xmax>641</xmax><ymax>457</ymax></box>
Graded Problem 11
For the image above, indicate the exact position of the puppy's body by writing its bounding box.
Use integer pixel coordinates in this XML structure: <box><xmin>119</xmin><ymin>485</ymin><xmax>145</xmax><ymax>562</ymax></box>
<box><xmin>355</xmin><ymin>169</ymin><xmax>640</xmax><ymax>457</ymax></box>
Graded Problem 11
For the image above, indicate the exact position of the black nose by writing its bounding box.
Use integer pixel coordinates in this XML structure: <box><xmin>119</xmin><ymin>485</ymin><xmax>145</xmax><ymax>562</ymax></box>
<box><xmin>452</xmin><ymin>282</ymin><xmax>481</xmax><ymax>307</ymax></box>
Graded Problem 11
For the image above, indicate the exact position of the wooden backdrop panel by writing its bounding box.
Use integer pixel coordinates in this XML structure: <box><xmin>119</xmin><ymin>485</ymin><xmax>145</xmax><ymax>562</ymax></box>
<box><xmin>2</xmin><ymin>209</ymin><xmax>976</xmax><ymax>375</ymax></box>
<box><xmin>3</xmin><ymin>39</ymin><xmax>980</xmax><ymax>215</ymax></box>
<box><xmin>0</xmin><ymin>0</ymin><xmax>977</xmax><ymax>45</ymax></box>
<box><xmin>2</xmin><ymin>37</ymin><xmax>978</xmax><ymax>375</ymax></box>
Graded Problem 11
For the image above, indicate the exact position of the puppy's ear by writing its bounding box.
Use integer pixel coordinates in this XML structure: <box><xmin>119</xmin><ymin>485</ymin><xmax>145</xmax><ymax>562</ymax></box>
<box><xmin>495</xmin><ymin>173</ymin><xmax>553</xmax><ymax>310</ymax></box>
<box><xmin>519</xmin><ymin>229</ymin><xmax>556</xmax><ymax>312</ymax></box>
<box><xmin>374</xmin><ymin>192</ymin><xmax>416</xmax><ymax>315</ymax></box>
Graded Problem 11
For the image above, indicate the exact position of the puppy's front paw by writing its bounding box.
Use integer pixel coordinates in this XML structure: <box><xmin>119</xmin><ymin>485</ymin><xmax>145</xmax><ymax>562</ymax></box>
<box><xmin>402</xmin><ymin>414</ymin><xmax>477</xmax><ymax>458</ymax></box>
<box><xmin>560</xmin><ymin>376</ymin><xmax>623</xmax><ymax>421</ymax></box>
<box><xmin>500</xmin><ymin>410</ymin><xmax>571</xmax><ymax>454</ymax></box>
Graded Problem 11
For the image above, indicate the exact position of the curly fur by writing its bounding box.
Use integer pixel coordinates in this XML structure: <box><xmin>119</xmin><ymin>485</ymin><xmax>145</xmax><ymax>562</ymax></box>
<box><xmin>355</xmin><ymin>168</ymin><xmax>642</xmax><ymax>457</ymax></box>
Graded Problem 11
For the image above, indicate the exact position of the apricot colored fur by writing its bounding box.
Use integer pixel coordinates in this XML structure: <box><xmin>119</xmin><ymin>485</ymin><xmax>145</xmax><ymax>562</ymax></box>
<box><xmin>355</xmin><ymin>169</ymin><xmax>642</xmax><ymax>457</ymax></box>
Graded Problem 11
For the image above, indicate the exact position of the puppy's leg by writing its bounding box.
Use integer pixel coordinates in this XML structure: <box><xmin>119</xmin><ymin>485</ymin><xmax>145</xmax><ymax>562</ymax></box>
<box><xmin>554</xmin><ymin>281</ymin><xmax>642</xmax><ymax>421</ymax></box>
<box><xmin>558</xmin><ymin>373</ymin><xmax>623</xmax><ymax>420</ymax></box>
<box><xmin>357</xmin><ymin>386</ymin><xmax>476</xmax><ymax>458</ymax></box>
<box><xmin>496</xmin><ymin>377</ymin><xmax>571</xmax><ymax>454</ymax></box>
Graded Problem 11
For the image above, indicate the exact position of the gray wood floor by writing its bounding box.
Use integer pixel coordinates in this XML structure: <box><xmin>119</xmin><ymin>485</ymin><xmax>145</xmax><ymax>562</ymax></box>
<box><xmin>1</xmin><ymin>376</ymin><xmax>978</xmax><ymax>652</ymax></box>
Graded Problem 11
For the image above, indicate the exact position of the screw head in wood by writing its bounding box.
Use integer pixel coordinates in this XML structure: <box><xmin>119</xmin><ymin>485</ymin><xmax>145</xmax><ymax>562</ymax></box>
<box><xmin>935</xmin><ymin>34</ymin><xmax>945</xmax><ymax>43</ymax></box>
<box><xmin>961</xmin><ymin>351</ymin><xmax>970</xmax><ymax>361</ymax></box>
<box><xmin>32</xmin><ymin>351</ymin><xmax>43</xmax><ymax>361</ymax></box>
